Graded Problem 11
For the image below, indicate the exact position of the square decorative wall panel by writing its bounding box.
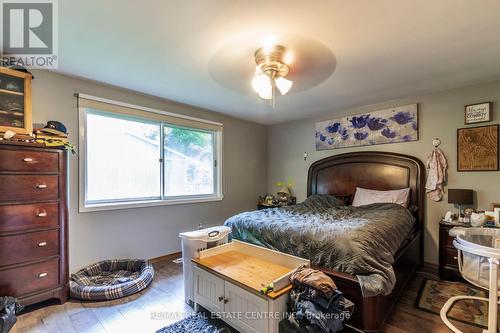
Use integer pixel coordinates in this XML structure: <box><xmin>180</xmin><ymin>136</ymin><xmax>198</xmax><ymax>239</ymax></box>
<box><xmin>457</xmin><ymin>124</ymin><xmax>499</xmax><ymax>171</ymax></box>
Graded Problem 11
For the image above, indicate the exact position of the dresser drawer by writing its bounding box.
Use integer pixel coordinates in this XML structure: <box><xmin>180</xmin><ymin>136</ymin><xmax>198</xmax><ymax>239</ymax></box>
<box><xmin>0</xmin><ymin>149</ymin><xmax>58</xmax><ymax>173</ymax></box>
<box><xmin>0</xmin><ymin>258</ymin><xmax>59</xmax><ymax>297</ymax></box>
<box><xmin>445</xmin><ymin>247</ymin><xmax>459</xmax><ymax>268</ymax></box>
<box><xmin>0</xmin><ymin>175</ymin><xmax>58</xmax><ymax>202</ymax></box>
<box><xmin>0</xmin><ymin>230</ymin><xmax>59</xmax><ymax>266</ymax></box>
<box><xmin>0</xmin><ymin>203</ymin><xmax>59</xmax><ymax>233</ymax></box>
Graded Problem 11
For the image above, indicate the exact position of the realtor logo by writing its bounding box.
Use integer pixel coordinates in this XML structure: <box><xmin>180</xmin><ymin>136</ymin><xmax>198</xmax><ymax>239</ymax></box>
<box><xmin>0</xmin><ymin>0</ymin><xmax>58</xmax><ymax>68</ymax></box>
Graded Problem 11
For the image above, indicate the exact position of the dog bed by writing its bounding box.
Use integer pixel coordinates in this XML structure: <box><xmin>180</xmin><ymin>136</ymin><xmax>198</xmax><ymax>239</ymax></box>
<box><xmin>70</xmin><ymin>259</ymin><xmax>154</xmax><ymax>301</ymax></box>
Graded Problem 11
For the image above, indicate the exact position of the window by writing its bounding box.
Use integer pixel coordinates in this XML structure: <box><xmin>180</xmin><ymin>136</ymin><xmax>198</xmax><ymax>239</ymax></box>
<box><xmin>85</xmin><ymin>111</ymin><xmax>162</xmax><ymax>202</ymax></box>
<box><xmin>78</xmin><ymin>95</ymin><xmax>222</xmax><ymax>212</ymax></box>
<box><xmin>163</xmin><ymin>125</ymin><xmax>215</xmax><ymax>197</ymax></box>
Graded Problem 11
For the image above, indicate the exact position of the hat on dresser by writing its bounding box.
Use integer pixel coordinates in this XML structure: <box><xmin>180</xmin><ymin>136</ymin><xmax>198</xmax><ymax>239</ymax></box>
<box><xmin>40</xmin><ymin>121</ymin><xmax>68</xmax><ymax>137</ymax></box>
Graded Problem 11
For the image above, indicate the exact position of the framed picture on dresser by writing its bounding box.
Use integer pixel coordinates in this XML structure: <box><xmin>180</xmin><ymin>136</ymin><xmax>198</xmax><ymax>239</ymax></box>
<box><xmin>457</xmin><ymin>124</ymin><xmax>499</xmax><ymax>171</ymax></box>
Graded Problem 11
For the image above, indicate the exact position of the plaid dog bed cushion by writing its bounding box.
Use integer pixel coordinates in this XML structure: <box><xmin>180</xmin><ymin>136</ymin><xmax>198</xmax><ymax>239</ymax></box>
<box><xmin>70</xmin><ymin>259</ymin><xmax>154</xmax><ymax>300</ymax></box>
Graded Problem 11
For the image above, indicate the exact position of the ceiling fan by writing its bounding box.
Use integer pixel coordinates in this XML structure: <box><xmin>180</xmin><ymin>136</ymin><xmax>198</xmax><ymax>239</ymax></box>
<box><xmin>251</xmin><ymin>45</ymin><xmax>293</xmax><ymax>104</ymax></box>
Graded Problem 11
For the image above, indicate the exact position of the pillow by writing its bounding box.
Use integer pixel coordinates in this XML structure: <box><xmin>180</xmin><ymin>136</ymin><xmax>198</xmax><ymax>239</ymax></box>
<box><xmin>352</xmin><ymin>187</ymin><xmax>410</xmax><ymax>207</ymax></box>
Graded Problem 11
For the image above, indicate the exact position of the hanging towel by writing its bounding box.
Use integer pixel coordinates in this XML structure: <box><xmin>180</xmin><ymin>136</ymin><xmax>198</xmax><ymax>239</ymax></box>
<box><xmin>425</xmin><ymin>148</ymin><xmax>448</xmax><ymax>201</ymax></box>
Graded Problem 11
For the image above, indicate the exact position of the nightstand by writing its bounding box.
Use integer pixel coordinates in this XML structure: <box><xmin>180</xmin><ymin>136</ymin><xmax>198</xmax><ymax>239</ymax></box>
<box><xmin>439</xmin><ymin>220</ymin><xmax>470</xmax><ymax>281</ymax></box>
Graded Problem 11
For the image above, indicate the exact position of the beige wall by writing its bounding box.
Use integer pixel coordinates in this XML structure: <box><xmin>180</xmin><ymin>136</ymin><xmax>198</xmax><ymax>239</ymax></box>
<box><xmin>267</xmin><ymin>80</ymin><xmax>500</xmax><ymax>264</ymax></box>
<box><xmin>31</xmin><ymin>70</ymin><xmax>267</xmax><ymax>272</ymax></box>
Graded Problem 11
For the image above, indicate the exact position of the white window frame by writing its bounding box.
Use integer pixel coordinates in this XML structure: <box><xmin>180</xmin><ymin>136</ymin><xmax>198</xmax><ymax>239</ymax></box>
<box><xmin>78</xmin><ymin>94</ymin><xmax>223</xmax><ymax>213</ymax></box>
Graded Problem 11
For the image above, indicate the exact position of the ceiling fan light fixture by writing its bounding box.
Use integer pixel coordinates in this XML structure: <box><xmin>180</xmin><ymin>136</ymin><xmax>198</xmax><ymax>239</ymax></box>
<box><xmin>252</xmin><ymin>73</ymin><xmax>272</xmax><ymax>99</ymax></box>
<box><xmin>258</xmin><ymin>90</ymin><xmax>273</xmax><ymax>100</ymax></box>
<box><xmin>275</xmin><ymin>77</ymin><xmax>293</xmax><ymax>95</ymax></box>
<box><xmin>252</xmin><ymin>45</ymin><xmax>293</xmax><ymax>103</ymax></box>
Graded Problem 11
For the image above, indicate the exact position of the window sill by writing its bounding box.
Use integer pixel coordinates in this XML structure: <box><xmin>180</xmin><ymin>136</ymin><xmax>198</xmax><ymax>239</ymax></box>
<box><xmin>79</xmin><ymin>195</ymin><xmax>224</xmax><ymax>213</ymax></box>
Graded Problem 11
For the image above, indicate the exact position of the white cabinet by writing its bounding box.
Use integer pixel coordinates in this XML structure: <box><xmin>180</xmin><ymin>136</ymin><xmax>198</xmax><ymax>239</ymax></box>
<box><xmin>224</xmin><ymin>281</ymin><xmax>269</xmax><ymax>333</ymax></box>
<box><xmin>194</xmin><ymin>266</ymin><xmax>225</xmax><ymax>313</ymax></box>
<box><xmin>194</xmin><ymin>266</ymin><xmax>276</xmax><ymax>333</ymax></box>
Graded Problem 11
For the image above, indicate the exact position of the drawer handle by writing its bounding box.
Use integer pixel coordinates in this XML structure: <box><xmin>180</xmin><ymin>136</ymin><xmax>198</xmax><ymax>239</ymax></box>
<box><xmin>453</xmin><ymin>256</ymin><xmax>458</xmax><ymax>260</ymax></box>
<box><xmin>38</xmin><ymin>241</ymin><xmax>47</xmax><ymax>247</ymax></box>
<box><xmin>37</xmin><ymin>184</ymin><xmax>47</xmax><ymax>189</ymax></box>
<box><xmin>23</xmin><ymin>157</ymin><xmax>33</xmax><ymax>162</ymax></box>
<box><xmin>38</xmin><ymin>272</ymin><xmax>48</xmax><ymax>278</ymax></box>
<box><xmin>223</xmin><ymin>298</ymin><xmax>229</xmax><ymax>304</ymax></box>
<box><xmin>37</xmin><ymin>211</ymin><xmax>47</xmax><ymax>217</ymax></box>
<box><xmin>218</xmin><ymin>296</ymin><xmax>224</xmax><ymax>302</ymax></box>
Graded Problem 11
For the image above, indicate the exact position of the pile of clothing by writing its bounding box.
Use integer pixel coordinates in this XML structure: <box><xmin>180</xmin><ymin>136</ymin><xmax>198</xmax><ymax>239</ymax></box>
<box><xmin>280</xmin><ymin>266</ymin><xmax>354</xmax><ymax>333</ymax></box>
<box><xmin>0</xmin><ymin>297</ymin><xmax>22</xmax><ymax>333</ymax></box>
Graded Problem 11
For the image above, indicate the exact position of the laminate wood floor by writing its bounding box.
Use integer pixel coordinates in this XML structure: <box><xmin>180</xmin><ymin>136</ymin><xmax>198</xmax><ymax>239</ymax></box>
<box><xmin>11</xmin><ymin>260</ymin><xmax>480</xmax><ymax>333</ymax></box>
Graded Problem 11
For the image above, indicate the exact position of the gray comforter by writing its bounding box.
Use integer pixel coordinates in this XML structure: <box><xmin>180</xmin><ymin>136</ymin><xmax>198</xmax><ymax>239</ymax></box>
<box><xmin>223</xmin><ymin>195</ymin><xmax>415</xmax><ymax>297</ymax></box>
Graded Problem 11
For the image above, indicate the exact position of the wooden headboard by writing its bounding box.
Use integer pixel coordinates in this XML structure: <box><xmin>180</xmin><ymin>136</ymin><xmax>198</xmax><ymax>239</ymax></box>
<box><xmin>307</xmin><ymin>151</ymin><xmax>425</xmax><ymax>232</ymax></box>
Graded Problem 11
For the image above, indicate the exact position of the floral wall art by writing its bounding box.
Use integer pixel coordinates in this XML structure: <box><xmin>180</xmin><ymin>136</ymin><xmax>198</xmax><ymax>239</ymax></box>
<box><xmin>315</xmin><ymin>104</ymin><xmax>418</xmax><ymax>150</ymax></box>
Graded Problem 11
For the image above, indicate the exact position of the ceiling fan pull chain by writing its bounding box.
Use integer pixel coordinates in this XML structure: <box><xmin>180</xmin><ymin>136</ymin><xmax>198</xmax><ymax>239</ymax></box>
<box><xmin>271</xmin><ymin>79</ymin><xmax>275</xmax><ymax>108</ymax></box>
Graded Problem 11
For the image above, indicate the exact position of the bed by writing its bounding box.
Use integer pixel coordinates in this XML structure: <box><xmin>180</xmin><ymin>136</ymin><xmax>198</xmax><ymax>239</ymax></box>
<box><xmin>224</xmin><ymin>151</ymin><xmax>424</xmax><ymax>332</ymax></box>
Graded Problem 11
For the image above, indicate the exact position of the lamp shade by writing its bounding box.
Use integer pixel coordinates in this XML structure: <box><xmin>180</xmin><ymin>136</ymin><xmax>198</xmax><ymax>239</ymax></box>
<box><xmin>252</xmin><ymin>73</ymin><xmax>272</xmax><ymax>99</ymax></box>
<box><xmin>275</xmin><ymin>77</ymin><xmax>293</xmax><ymax>95</ymax></box>
<box><xmin>448</xmin><ymin>189</ymin><xmax>473</xmax><ymax>205</ymax></box>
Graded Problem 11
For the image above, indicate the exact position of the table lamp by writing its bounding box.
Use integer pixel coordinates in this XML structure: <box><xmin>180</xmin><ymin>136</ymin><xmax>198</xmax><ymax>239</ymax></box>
<box><xmin>448</xmin><ymin>189</ymin><xmax>473</xmax><ymax>219</ymax></box>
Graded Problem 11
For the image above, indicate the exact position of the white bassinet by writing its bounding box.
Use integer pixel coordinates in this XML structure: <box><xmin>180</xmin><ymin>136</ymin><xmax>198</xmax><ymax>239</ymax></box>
<box><xmin>441</xmin><ymin>227</ymin><xmax>500</xmax><ymax>333</ymax></box>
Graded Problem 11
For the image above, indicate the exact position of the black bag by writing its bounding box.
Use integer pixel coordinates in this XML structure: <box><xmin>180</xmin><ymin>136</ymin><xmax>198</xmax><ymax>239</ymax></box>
<box><xmin>0</xmin><ymin>297</ymin><xmax>23</xmax><ymax>333</ymax></box>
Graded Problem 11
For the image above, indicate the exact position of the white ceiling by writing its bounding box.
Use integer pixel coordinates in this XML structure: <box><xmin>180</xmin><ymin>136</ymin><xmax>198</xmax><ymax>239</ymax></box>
<box><xmin>57</xmin><ymin>0</ymin><xmax>500</xmax><ymax>124</ymax></box>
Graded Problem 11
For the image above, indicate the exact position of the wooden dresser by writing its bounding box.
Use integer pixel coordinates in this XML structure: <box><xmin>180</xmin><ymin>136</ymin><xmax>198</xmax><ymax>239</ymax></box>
<box><xmin>0</xmin><ymin>142</ymin><xmax>68</xmax><ymax>306</ymax></box>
